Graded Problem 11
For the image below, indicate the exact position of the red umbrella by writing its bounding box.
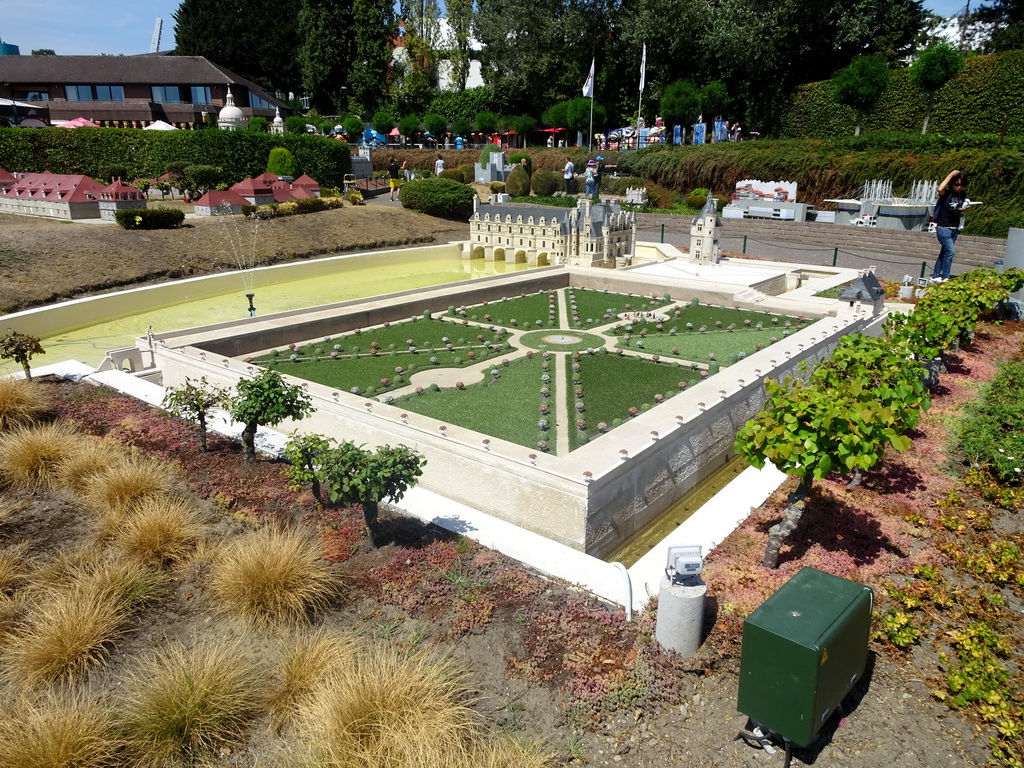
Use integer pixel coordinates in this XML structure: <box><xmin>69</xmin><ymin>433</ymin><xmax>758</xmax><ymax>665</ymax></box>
<box><xmin>58</xmin><ymin>117</ymin><xmax>101</xmax><ymax>128</ymax></box>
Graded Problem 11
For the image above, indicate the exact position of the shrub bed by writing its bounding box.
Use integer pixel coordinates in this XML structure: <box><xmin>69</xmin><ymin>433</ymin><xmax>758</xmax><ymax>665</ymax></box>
<box><xmin>399</xmin><ymin>178</ymin><xmax>476</xmax><ymax>220</ymax></box>
<box><xmin>114</xmin><ymin>207</ymin><xmax>185</xmax><ymax>230</ymax></box>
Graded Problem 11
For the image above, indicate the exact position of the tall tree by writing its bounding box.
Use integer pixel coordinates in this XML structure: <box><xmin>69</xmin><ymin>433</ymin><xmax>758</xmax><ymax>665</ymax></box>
<box><xmin>350</xmin><ymin>0</ymin><xmax>396</xmax><ymax>114</ymax></box>
<box><xmin>974</xmin><ymin>0</ymin><xmax>1024</xmax><ymax>51</ymax></box>
<box><xmin>174</xmin><ymin>0</ymin><xmax>300</xmax><ymax>93</ymax></box>
<box><xmin>299</xmin><ymin>0</ymin><xmax>354</xmax><ymax>114</ymax></box>
<box><xmin>444</xmin><ymin>0</ymin><xmax>474</xmax><ymax>90</ymax></box>
<box><xmin>394</xmin><ymin>0</ymin><xmax>442</xmax><ymax>115</ymax></box>
<box><xmin>659</xmin><ymin>80</ymin><xmax>701</xmax><ymax>127</ymax></box>
<box><xmin>909</xmin><ymin>42</ymin><xmax>964</xmax><ymax>134</ymax></box>
<box><xmin>833</xmin><ymin>55</ymin><xmax>890</xmax><ymax>135</ymax></box>
<box><xmin>474</xmin><ymin>0</ymin><xmax>609</xmax><ymax>114</ymax></box>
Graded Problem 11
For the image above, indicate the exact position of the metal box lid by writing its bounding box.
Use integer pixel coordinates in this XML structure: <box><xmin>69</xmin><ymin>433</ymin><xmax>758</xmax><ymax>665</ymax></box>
<box><xmin>745</xmin><ymin>566</ymin><xmax>871</xmax><ymax>646</ymax></box>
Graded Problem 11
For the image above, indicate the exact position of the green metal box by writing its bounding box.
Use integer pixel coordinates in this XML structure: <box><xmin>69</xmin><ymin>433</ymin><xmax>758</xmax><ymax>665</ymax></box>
<box><xmin>737</xmin><ymin>567</ymin><xmax>873</xmax><ymax>747</ymax></box>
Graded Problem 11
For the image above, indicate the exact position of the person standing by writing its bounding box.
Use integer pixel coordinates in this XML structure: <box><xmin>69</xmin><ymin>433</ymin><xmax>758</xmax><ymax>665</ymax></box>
<box><xmin>931</xmin><ymin>169</ymin><xmax>970</xmax><ymax>282</ymax></box>
<box><xmin>547</xmin><ymin>133</ymin><xmax>554</xmax><ymax>148</ymax></box>
<box><xmin>593</xmin><ymin>156</ymin><xmax>604</xmax><ymax>196</ymax></box>
<box><xmin>388</xmin><ymin>157</ymin><xmax>406</xmax><ymax>201</ymax></box>
<box><xmin>584</xmin><ymin>160</ymin><xmax>597</xmax><ymax>197</ymax></box>
<box><xmin>434</xmin><ymin>154</ymin><xmax>445</xmax><ymax>176</ymax></box>
<box><xmin>563</xmin><ymin>156</ymin><xmax>575</xmax><ymax>195</ymax></box>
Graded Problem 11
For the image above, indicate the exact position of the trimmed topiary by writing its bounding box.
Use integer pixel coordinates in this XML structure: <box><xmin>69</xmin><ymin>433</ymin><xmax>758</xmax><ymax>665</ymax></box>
<box><xmin>531</xmin><ymin>168</ymin><xmax>559</xmax><ymax>197</ymax></box>
<box><xmin>439</xmin><ymin>168</ymin><xmax>465</xmax><ymax>183</ymax></box>
<box><xmin>505</xmin><ymin>164</ymin><xmax>530</xmax><ymax>197</ymax></box>
<box><xmin>509</xmin><ymin>153</ymin><xmax>532</xmax><ymax>175</ymax></box>
<box><xmin>399</xmin><ymin>178</ymin><xmax>475</xmax><ymax>220</ymax></box>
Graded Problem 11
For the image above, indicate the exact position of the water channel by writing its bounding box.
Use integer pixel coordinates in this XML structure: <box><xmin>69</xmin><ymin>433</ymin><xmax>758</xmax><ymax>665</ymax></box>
<box><xmin>3</xmin><ymin>251</ymin><xmax>529</xmax><ymax>374</ymax></box>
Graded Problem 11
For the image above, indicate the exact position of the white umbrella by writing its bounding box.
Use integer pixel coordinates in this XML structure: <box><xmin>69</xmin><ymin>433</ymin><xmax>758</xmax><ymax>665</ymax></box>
<box><xmin>0</xmin><ymin>97</ymin><xmax>38</xmax><ymax>109</ymax></box>
<box><xmin>143</xmin><ymin>120</ymin><xmax>178</xmax><ymax>131</ymax></box>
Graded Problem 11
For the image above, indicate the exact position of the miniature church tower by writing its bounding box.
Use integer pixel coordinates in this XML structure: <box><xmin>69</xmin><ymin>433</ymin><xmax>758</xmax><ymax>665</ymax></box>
<box><xmin>689</xmin><ymin>192</ymin><xmax>721</xmax><ymax>264</ymax></box>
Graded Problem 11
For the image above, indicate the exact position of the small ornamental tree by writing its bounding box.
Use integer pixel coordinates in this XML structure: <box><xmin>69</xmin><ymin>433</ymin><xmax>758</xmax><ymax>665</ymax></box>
<box><xmin>832</xmin><ymin>55</ymin><xmax>890</xmax><ymax>136</ymax></box>
<box><xmin>342</xmin><ymin>116</ymin><xmax>364</xmax><ymax>141</ymax></box>
<box><xmin>909</xmin><ymin>43</ymin><xmax>964</xmax><ymax>134</ymax></box>
<box><xmin>505</xmin><ymin>164</ymin><xmax>530</xmax><ymax>197</ymax></box>
<box><xmin>266</xmin><ymin>148</ymin><xmax>297</xmax><ymax>178</ymax></box>
<box><xmin>228</xmin><ymin>370</ymin><xmax>313</xmax><ymax>463</ymax></box>
<box><xmin>282</xmin><ymin>432</ymin><xmax>335</xmax><ymax>508</ymax></box>
<box><xmin>162</xmin><ymin>376</ymin><xmax>231</xmax><ymax>452</ymax></box>
<box><xmin>735</xmin><ymin>377</ymin><xmax>912</xmax><ymax>568</ymax></box>
<box><xmin>0</xmin><ymin>329</ymin><xmax>45</xmax><ymax>380</ymax></box>
<box><xmin>423</xmin><ymin>112</ymin><xmax>447</xmax><ymax>139</ymax></box>
<box><xmin>320</xmin><ymin>442</ymin><xmax>426</xmax><ymax>547</ymax></box>
<box><xmin>398</xmin><ymin>114</ymin><xmax>421</xmax><ymax>141</ymax></box>
<box><xmin>736</xmin><ymin>331</ymin><xmax>931</xmax><ymax>569</ymax></box>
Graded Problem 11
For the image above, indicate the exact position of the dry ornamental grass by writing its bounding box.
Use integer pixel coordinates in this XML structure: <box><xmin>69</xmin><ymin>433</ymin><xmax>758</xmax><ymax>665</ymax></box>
<box><xmin>297</xmin><ymin>646</ymin><xmax>480</xmax><ymax>768</ymax></box>
<box><xmin>0</xmin><ymin>690</ymin><xmax>121</xmax><ymax>768</ymax></box>
<box><xmin>118</xmin><ymin>639</ymin><xmax>264</xmax><ymax>766</ymax></box>
<box><xmin>210</xmin><ymin>526</ymin><xmax>339</xmax><ymax>625</ymax></box>
<box><xmin>2</xmin><ymin>554</ymin><xmax>160</xmax><ymax>689</ymax></box>
<box><xmin>82</xmin><ymin>452</ymin><xmax>176</xmax><ymax>534</ymax></box>
<box><xmin>111</xmin><ymin>495</ymin><xmax>206</xmax><ymax>567</ymax></box>
<box><xmin>54</xmin><ymin>436</ymin><xmax>121</xmax><ymax>493</ymax></box>
<box><xmin>0</xmin><ymin>422</ymin><xmax>80</xmax><ymax>490</ymax></box>
<box><xmin>0</xmin><ymin>378</ymin><xmax>50</xmax><ymax>431</ymax></box>
<box><xmin>267</xmin><ymin>626</ymin><xmax>360</xmax><ymax>728</ymax></box>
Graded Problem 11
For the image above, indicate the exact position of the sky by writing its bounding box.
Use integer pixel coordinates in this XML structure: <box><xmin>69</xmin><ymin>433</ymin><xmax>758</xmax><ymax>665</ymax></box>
<box><xmin>0</xmin><ymin>0</ymin><xmax>975</xmax><ymax>57</ymax></box>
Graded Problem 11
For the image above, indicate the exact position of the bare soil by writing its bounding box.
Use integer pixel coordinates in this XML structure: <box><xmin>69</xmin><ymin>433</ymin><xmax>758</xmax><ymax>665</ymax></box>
<box><xmin>0</xmin><ymin>202</ymin><xmax>468</xmax><ymax>314</ymax></box>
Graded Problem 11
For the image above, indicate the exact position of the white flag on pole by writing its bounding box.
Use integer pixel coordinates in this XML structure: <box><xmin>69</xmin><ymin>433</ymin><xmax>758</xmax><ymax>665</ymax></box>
<box><xmin>582</xmin><ymin>58</ymin><xmax>595</xmax><ymax>98</ymax></box>
<box><xmin>639</xmin><ymin>43</ymin><xmax>647</xmax><ymax>93</ymax></box>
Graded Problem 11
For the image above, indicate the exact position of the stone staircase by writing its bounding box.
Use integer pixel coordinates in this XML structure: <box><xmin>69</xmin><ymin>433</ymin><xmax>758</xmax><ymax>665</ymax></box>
<box><xmin>719</xmin><ymin>218</ymin><xmax>1006</xmax><ymax>270</ymax></box>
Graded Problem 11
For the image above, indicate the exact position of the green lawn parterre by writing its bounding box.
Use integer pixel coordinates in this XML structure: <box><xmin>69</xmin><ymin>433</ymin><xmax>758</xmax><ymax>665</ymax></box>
<box><xmin>567</xmin><ymin>352</ymin><xmax>704</xmax><ymax>451</ymax></box>
<box><xmin>249</xmin><ymin>289</ymin><xmax>813</xmax><ymax>453</ymax></box>
<box><xmin>394</xmin><ymin>355</ymin><xmax>552</xmax><ymax>451</ymax></box>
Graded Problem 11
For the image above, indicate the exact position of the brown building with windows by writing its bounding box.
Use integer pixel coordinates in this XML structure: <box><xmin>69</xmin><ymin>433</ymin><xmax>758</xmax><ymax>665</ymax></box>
<box><xmin>0</xmin><ymin>55</ymin><xmax>288</xmax><ymax>128</ymax></box>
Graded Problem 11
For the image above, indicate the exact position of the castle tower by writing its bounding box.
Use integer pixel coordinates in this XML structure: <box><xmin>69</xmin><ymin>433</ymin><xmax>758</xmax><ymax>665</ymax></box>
<box><xmin>690</xmin><ymin>192</ymin><xmax>721</xmax><ymax>264</ymax></box>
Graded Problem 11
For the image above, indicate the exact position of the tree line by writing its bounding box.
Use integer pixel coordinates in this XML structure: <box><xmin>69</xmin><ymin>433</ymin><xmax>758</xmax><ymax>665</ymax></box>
<box><xmin>172</xmin><ymin>0</ymin><xmax>1023</xmax><ymax>136</ymax></box>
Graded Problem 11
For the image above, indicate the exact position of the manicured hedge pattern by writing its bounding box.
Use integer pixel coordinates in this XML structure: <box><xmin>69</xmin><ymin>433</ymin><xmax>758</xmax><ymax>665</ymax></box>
<box><xmin>0</xmin><ymin>128</ymin><xmax>351</xmax><ymax>187</ymax></box>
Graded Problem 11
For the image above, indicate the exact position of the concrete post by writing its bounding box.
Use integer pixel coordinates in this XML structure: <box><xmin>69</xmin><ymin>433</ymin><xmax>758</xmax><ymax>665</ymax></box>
<box><xmin>655</xmin><ymin>575</ymin><xmax>707</xmax><ymax>657</ymax></box>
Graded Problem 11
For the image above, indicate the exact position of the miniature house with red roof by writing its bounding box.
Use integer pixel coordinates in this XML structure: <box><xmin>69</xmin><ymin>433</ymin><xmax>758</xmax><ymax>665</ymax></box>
<box><xmin>98</xmin><ymin>179</ymin><xmax>147</xmax><ymax>221</ymax></box>
<box><xmin>193</xmin><ymin>189</ymin><xmax>250</xmax><ymax>217</ymax></box>
<box><xmin>0</xmin><ymin>170</ymin><xmax>109</xmax><ymax>220</ymax></box>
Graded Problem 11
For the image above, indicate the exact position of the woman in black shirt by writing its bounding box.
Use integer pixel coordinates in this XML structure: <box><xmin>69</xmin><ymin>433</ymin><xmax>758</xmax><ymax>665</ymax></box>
<box><xmin>931</xmin><ymin>169</ymin><xmax>968</xmax><ymax>282</ymax></box>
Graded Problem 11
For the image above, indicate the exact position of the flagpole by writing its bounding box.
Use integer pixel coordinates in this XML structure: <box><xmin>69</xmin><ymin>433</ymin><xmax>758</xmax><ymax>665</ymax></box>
<box><xmin>589</xmin><ymin>97</ymin><xmax>594</xmax><ymax>151</ymax></box>
<box><xmin>637</xmin><ymin>43</ymin><xmax>647</xmax><ymax>150</ymax></box>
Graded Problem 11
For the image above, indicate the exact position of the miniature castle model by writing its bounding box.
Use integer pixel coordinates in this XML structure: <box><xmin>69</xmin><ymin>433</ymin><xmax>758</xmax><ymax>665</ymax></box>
<box><xmin>689</xmin><ymin>192</ymin><xmax>721</xmax><ymax>264</ymax></box>
<box><xmin>465</xmin><ymin>197</ymin><xmax>636</xmax><ymax>268</ymax></box>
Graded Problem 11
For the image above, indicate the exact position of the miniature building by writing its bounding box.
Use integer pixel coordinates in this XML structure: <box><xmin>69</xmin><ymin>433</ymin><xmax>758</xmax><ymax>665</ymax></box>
<box><xmin>689</xmin><ymin>192</ymin><xmax>721</xmax><ymax>264</ymax></box>
<box><xmin>193</xmin><ymin>189</ymin><xmax>249</xmax><ymax>216</ymax></box>
<box><xmin>271</xmin><ymin>107</ymin><xmax>285</xmax><ymax>134</ymax></box>
<box><xmin>217</xmin><ymin>90</ymin><xmax>247</xmax><ymax>131</ymax></box>
<box><xmin>0</xmin><ymin>170</ymin><xmax>106</xmax><ymax>220</ymax></box>
<box><xmin>465</xmin><ymin>197</ymin><xmax>635</xmax><ymax>268</ymax></box>
<box><xmin>230</xmin><ymin>176</ymin><xmax>275</xmax><ymax>205</ymax></box>
<box><xmin>291</xmin><ymin>174</ymin><xmax>321</xmax><ymax>197</ymax></box>
<box><xmin>474</xmin><ymin>151</ymin><xmax>513</xmax><ymax>184</ymax></box>
<box><xmin>839</xmin><ymin>270</ymin><xmax>886</xmax><ymax>315</ymax></box>
<box><xmin>98</xmin><ymin>179</ymin><xmax>147</xmax><ymax>221</ymax></box>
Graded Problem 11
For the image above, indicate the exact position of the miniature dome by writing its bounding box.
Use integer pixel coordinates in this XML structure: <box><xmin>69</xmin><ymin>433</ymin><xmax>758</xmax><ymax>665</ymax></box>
<box><xmin>218</xmin><ymin>90</ymin><xmax>247</xmax><ymax>131</ymax></box>
<box><xmin>272</xmin><ymin>106</ymin><xmax>285</xmax><ymax>134</ymax></box>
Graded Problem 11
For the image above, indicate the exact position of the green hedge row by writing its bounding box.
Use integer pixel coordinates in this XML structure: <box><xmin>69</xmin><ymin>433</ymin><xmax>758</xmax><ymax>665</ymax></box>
<box><xmin>0</xmin><ymin>128</ymin><xmax>351</xmax><ymax>187</ymax></box>
<box><xmin>782</xmin><ymin>50</ymin><xmax>1024</xmax><ymax>139</ymax></box>
<box><xmin>114</xmin><ymin>207</ymin><xmax>185</xmax><ymax>230</ymax></box>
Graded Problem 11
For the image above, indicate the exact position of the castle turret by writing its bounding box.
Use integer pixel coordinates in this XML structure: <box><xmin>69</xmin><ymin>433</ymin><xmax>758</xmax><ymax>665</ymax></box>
<box><xmin>689</xmin><ymin>191</ymin><xmax>721</xmax><ymax>264</ymax></box>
